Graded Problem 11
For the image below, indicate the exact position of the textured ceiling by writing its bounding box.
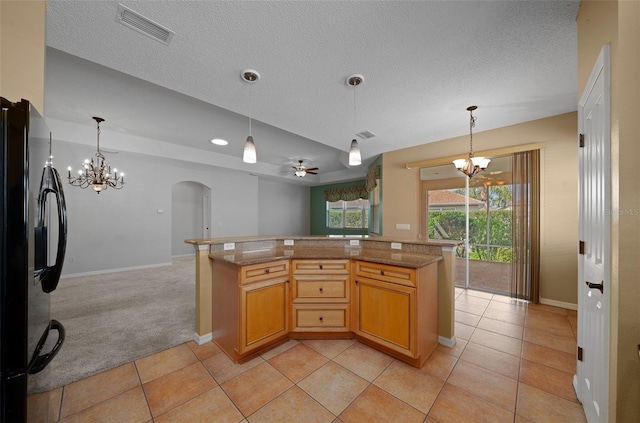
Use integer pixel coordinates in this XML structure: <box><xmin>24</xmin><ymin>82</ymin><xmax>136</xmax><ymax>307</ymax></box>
<box><xmin>44</xmin><ymin>0</ymin><xmax>579</xmax><ymax>184</ymax></box>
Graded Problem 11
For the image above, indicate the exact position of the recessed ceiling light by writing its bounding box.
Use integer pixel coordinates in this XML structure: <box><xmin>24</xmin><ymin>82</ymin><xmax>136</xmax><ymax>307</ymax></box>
<box><xmin>211</xmin><ymin>139</ymin><xmax>228</xmax><ymax>146</ymax></box>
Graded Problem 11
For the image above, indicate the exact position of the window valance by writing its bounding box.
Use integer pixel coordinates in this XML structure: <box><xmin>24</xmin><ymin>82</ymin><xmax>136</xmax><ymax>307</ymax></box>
<box><xmin>324</xmin><ymin>185</ymin><xmax>368</xmax><ymax>202</ymax></box>
<box><xmin>366</xmin><ymin>165</ymin><xmax>381</xmax><ymax>192</ymax></box>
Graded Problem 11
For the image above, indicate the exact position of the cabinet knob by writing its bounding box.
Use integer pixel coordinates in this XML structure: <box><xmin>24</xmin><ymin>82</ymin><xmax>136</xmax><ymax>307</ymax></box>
<box><xmin>380</xmin><ymin>270</ymin><xmax>385</xmax><ymax>276</ymax></box>
<box><xmin>319</xmin><ymin>316</ymin><xmax>323</xmax><ymax>322</ymax></box>
<box><xmin>286</xmin><ymin>279</ymin><xmax>290</xmax><ymax>284</ymax></box>
<box><xmin>265</xmin><ymin>269</ymin><xmax>270</xmax><ymax>274</ymax></box>
<box><xmin>319</xmin><ymin>287</ymin><xmax>324</xmax><ymax>293</ymax></box>
<box><xmin>319</xmin><ymin>264</ymin><xmax>323</xmax><ymax>270</ymax></box>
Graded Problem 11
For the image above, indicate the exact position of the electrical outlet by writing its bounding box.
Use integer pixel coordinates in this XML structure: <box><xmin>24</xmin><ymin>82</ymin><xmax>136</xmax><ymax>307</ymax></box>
<box><xmin>349</xmin><ymin>239</ymin><xmax>360</xmax><ymax>246</ymax></box>
<box><xmin>391</xmin><ymin>242</ymin><xmax>402</xmax><ymax>250</ymax></box>
<box><xmin>284</xmin><ymin>239</ymin><xmax>294</xmax><ymax>246</ymax></box>
<box><xmin>223</xmin><ymin>242</ymin><xmax>235</xmax><ymax>251</ymax></box>
<box><xmin>395</xmin><ymin>223</ymin><xmax>410</xmax><ymax>230</ymax></box>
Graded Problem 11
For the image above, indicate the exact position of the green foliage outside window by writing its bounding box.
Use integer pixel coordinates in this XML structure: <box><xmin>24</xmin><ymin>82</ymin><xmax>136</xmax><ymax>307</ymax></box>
<box><xmin>327</xmin><ymin>200</ymin><xmax>369</xmax><ymax>229</ymax></box>
<box><xmin>429</xmin><ymin>209</ymin><xmax>513</xmax><ymax>263</ymax></box>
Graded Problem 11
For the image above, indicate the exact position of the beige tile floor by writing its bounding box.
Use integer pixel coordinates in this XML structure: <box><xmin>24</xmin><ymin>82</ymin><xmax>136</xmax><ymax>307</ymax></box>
<box><xmin>46</xmin><ymin>289</ymin><xmax>587</xmax><ymax>422</ymax></box>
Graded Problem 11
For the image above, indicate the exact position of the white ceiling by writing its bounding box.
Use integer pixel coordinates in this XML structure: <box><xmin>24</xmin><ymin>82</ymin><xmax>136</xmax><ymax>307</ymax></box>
<box><xmin>44</xmin><ymin>0</ymin><xmax>579</xmax><ymax>185</ymax></box>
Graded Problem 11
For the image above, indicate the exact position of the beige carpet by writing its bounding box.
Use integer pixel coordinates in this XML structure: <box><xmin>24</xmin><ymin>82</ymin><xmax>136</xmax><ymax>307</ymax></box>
<box><xmin>39</xmin><ymin>256</ymin><xmax>195</xmax><ymax>391</ymax></box>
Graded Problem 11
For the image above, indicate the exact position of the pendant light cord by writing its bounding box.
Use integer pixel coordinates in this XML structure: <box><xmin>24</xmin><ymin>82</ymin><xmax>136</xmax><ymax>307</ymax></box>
<box><xmin>96</xmin><ymin>120</ymin><xmax>102</xmax><ymax>155</ymax></box>
<box><xmin>353</xmin><ymin>83</ymin><xmax>357</xmax><ymax>134</ymax></box>
<box><xmin>469</xmin><ymin>109</ymin><xmax>476</xmax><ymax>156</ymax></box>
<box><xmin>249</xmin><ymin>84</ymin><xmax>253</xmax><ymax>136</ymax></box>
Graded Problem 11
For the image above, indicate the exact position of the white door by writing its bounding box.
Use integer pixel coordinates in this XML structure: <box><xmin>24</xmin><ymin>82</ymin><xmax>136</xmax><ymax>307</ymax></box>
<box><xmin>576</xmin><ymin>44</ymin><xmax>610</xmax><ymax>422</ymax></box>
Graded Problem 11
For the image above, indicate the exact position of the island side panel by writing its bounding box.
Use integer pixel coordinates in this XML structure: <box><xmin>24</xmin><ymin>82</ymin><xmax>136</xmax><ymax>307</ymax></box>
<box><xmin>438</xmin><ymin>246</ymin><xmax>456</xmax><ymax>344</ymax></box>
<box><xmin>194</xmin><ymin>245</ymin><xmax>213</xmax><ymax>343</ymax></box>
<box><xmin>211</xmin><ymin>259</ymin><xmax>241</xmax><ymax>361</ymax></box>
<box><xmin>416</xmin><ymin>261</ymin><xmax>439</xmax><ymax>365</ymax></box>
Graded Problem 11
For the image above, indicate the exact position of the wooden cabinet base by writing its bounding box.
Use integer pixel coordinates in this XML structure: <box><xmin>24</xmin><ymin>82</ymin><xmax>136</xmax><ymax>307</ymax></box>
<box><xmin>216</xmin><ymin>336</ymin><xmax>290</xmax><ymax>364</ymax></box>
<box><xmin>353</xmin><ymin>334</ymin><xmax>436</xmax><ymax>368</ymax></box>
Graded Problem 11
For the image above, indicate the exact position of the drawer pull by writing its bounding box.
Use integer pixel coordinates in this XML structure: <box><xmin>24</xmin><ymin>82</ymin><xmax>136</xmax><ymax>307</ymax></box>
<box><xmin>265</xmin><ymin>269</ymin><xmax>270</xmax><ymax>274</ymax></box>
<box><xmin>319</xmin><ymin>316</ymin><xmax>323</xmax><ymax>322</ymax></box>
<box><xmin>380</xmin><ymin>270</ymin><xmax>385</xmax><ymax>276</ymax></box>
<box><xmin>319</xmin><ymin>264</ymin><xmax>323</xmax><ymax>270</ymax></box>
<box><xmin>319</xmin><ymin>287</ymin><xmax>324</xmax><ymax>293</ymax></box>
<box><xmin>286</xmin><ymin>279</ymin><xmax>290</xmax><ymax>284</ymax></box>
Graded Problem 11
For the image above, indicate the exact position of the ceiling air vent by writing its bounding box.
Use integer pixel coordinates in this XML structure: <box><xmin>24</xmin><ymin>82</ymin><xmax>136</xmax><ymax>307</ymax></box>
<box><xmin>356</xmin><ymin>130</ymin><xmax>377</xmax><ymax>140</ymax></box>
<box><xmin>116</xmin><ymin>4</ymin><xmax>175</xmax><ymax>45</ymax></box>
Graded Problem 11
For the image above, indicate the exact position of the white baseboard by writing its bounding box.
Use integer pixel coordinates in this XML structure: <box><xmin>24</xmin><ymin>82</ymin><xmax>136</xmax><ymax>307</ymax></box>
<box><xmin>539</xmin><ymin>297</ymin><xmax>578</xmax><ymax>311</ymax></box>
<box><xmin>61</xmin><ymin>262</ymin><xmax>172</xmax><ymax>279</ymax></box>
<box><xmin>194</xmin><ymin>332</ymin><xmax>212</xmax><ymax>345</ymax></box>
<box><xmin>171</xmin><ymin>253</ymin><xmax>194</xmax><ymax>258</ymax></box>
<box><xmin>439</xmin><ymin>335</ymin><xmax>456</xmax><ymax>348</ymax></box>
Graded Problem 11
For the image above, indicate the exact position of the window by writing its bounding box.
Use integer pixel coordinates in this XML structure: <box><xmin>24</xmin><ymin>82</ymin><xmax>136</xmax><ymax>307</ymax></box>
<box><xmin>327</xmin><ymin>199</ymin><xmax>369</xmax><ymax>229</ymax></box>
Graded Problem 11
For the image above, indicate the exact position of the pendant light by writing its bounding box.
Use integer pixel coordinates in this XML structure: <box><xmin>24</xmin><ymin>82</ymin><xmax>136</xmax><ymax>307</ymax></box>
<box><xmin>346</xmin><ymin>74</ymin><xmax>363</xmax><ymax>166</ymax></box>
<box><xmin>241</xmin><ymin>69</ymin><xmax>260</xmax><ymax>163</ymax></box>
<box><xmin>453</xmin><ymin>105</ymin><xmax>491</xmax><ymax>178</ymax></box>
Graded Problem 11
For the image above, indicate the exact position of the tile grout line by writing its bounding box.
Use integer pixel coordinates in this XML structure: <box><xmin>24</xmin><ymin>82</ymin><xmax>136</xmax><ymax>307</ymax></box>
<box><xmin>132</xmin><ymin>358</ymin><xmax>153</xmax><ymax>421</ymax></box>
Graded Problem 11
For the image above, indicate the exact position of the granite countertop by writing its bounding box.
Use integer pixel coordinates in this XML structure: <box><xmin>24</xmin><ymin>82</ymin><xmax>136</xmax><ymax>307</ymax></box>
<box><xmin>209</xmin><ymin>247</ymin><xmax>443</xmax><ymax>269</ymax></box>
<box><xmin>186</xmin><ymin>235</ymin><xmax>460</xmax><ymax>248</ymax></box>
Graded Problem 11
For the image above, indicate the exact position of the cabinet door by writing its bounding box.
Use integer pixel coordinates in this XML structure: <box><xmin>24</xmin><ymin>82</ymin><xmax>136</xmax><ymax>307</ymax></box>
<box><xmin>240</xmin><ymin>277</ymin><xmax>289</xmax><ymax>354</ymax></box>
<box><xmin>353</xmin><ymin>277</ymin><xmax>415</xmax><ymax>357</ymax></box>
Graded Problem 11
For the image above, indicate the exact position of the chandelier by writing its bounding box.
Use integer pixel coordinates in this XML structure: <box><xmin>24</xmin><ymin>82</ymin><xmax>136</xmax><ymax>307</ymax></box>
<box><xmin>67</xmin><ymin>117</ymin><xmax>124</xmax><ymax>193</ymax></box>
<box><xmin>452</xmin><ymin>105</ymin><xmax>490</xmax><ymax>178</ymax></box>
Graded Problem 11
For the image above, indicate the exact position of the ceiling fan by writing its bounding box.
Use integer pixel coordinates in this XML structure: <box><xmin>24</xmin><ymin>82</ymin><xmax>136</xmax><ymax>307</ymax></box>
<box><xmin>292</xmin><ymin>160</ymin><xmax>318</xmax><ymax>177</ymax></box>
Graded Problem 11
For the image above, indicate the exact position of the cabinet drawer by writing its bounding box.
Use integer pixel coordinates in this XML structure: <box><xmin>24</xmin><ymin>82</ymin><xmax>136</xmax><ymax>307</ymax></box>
<box><xmin>291</xmin><ymin>259</ymin><xmax>349</xmax><ymax>274</ymax></box>
<box><xmin>292</xmin><ymin>304</ymin><xmax>349</xmax><ymax>331</ymax></box>
<box><xmin>354</xmin><ymin>260</ymin><xmax>415</xmax><ymax>287</ymax></box>
<box><xmin>293</xmin><ymin>276</ymin><xmax>349</xmax><ymax>301</ymax></box>
<box><xmin>240</xmin><ymin>260</ymin><xmax>289</xmax><ymax>285</ymax></box>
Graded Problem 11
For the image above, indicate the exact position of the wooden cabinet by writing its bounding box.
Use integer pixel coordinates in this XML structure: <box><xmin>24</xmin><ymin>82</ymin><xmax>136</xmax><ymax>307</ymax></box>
<box><xmin>352</xmin><ymin>260</ymin><xmax>439</xmax><ymax>367</ymax></box>
<box><xmin>290</xmin><ymin>259</ymin><xmax>351</xmax><ymax>336</ymax></box>
<box><xmin>212</xmin><ymin>259</ymin><xmax>290</xmax><ymax>363</ymax></box>
<box><xmin>210</xmin><ymin>255</ymin><xmax>439</xmax><ymax>367</ymax></box>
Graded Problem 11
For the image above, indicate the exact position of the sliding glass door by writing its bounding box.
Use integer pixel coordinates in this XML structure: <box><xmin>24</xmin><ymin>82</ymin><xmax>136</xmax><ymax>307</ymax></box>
<box><xmin>421</xmin><ymin>156</ymin><xmax>514</xmax><ymax>295</ymax></box>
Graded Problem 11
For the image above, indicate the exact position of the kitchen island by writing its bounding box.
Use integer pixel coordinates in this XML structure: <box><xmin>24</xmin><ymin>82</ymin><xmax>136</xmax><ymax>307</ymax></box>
<box><xmin>185</xmin><ymin>236</ymin><xmax>458</xmax><ymax>367</ymax></box>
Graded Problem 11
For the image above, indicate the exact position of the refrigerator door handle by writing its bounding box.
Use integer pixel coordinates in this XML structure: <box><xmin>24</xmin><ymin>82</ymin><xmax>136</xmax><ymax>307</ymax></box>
<box><xmin>27</xmin><ymin>320</ymin><xmax>65</xmax><ymax>375</ymax></box>
<box><xmin>35</xmin><ymin>165</ymin><xmax>68</xmax><ymax>293</ymax></box>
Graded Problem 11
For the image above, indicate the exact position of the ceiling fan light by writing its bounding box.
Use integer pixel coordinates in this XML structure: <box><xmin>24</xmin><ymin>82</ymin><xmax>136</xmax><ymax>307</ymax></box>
<box><xmin>243</xmin><ymin>135</ymin><xmax>257</xmax><ymax>163</ymax></box>
<box><xmin>349</xmin><ymin>139</ymin><xmax>361</xmax><ymax>166</ymax></box>
<box><xmin>295</xmin><ymin>169</ymin><xmax>306</xmax><ymax>177</ymax></box>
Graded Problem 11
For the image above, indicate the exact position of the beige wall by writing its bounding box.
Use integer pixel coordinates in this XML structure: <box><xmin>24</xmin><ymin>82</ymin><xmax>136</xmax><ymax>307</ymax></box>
<box><xmin>0</xmin><ymin>0</ymin><xmax>47</xmax><ymax>111</ymax></box>
<box><xmin>578</xmin><ymin>1</ymin><xmax>640</xmax><ymax>421</ymax></box>
<box><xmin>382</xmin><ymin>113</ymin><xmax>579</xmax><ymax>304</ymax></box>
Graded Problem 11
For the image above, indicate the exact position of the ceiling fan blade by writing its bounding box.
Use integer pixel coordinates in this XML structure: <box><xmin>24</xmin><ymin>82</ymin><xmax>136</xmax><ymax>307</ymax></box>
<box><xmin>306</xmin><ymin>167</ymin><xmax>319</xmax><ymax>171</ymax></box>
<box><xmin>306</xmin><ymin>171</ymin><xmax>318</xmax><ymax>175</ymax></box>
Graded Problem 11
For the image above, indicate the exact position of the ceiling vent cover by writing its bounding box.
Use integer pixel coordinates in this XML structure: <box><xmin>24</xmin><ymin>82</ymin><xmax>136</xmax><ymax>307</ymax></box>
<box><xmin>116</xmin><ymin>4</ymin><xmax>175</xmax><ymax>45</ymax></box>
<box><xmin>356</xmin><ymin>130</ymin><xmax>376</xmax><ymax>140</ymax></box>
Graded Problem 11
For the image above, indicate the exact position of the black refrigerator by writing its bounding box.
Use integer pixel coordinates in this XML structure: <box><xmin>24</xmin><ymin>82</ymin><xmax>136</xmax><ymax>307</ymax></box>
<box><xmin>1</xmin><ymin>97</ymin><xmax>67</xmax><ymax>422</ymax></box>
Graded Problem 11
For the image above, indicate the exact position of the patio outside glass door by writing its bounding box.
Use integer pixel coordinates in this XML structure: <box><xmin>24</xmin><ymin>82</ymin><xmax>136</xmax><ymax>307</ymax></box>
<box><xmin>421</xmin><ymin>156</ymin><xmax>513</xmax><ymax>295</ymax></box>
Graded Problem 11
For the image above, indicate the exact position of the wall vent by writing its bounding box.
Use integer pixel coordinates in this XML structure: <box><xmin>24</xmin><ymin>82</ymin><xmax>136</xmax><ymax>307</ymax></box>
<box><xmin>116</xmin><ymin>4</ymin><xmax>175</xmax><ymax>45</ymax></box>
<box><xmin>356</xmin><ymin>130</ymin><xmax>376</xmax><ymax>140</ymax></box>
